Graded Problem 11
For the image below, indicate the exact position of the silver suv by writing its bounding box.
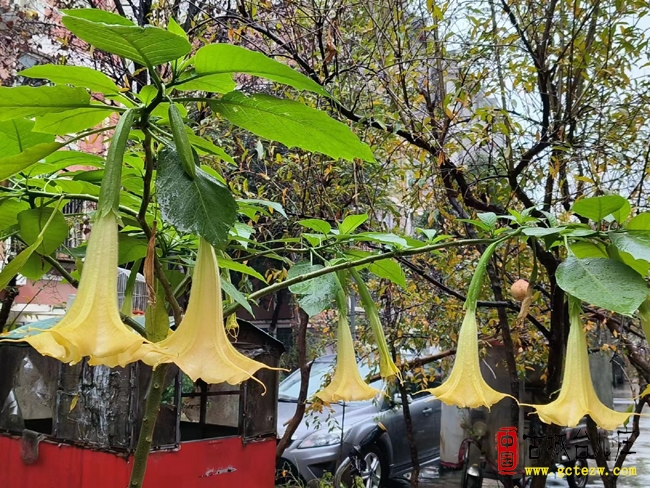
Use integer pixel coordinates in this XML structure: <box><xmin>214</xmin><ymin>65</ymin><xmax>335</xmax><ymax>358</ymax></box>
<box><xmin>277</xmin><ymin>355</ymin><xmax>442</xmax><ymax>487</ymax></box>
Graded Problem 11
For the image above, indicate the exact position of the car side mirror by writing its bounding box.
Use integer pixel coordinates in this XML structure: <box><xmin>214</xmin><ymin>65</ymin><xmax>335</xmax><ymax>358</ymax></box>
<box><xmin>392</xmin><ymin>393</ymin><xmax>413</xmax><ymax>406</ymax></box>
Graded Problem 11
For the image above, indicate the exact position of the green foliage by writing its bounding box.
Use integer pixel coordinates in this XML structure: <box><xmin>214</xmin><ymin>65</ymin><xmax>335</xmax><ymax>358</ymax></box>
<box><xmin>20</xmin><ymin>65</ymin><xmax>121</xmax><ymax>95</ymax></box>
<box><xmin>17</xmin><ymin>206</ymin><xmax>68</xmax><ymax>255</ymax></box>
<box><xmin>287</xmin><ymin>262</ymin><xmax>339</xmax><ymax>316</ymax></box>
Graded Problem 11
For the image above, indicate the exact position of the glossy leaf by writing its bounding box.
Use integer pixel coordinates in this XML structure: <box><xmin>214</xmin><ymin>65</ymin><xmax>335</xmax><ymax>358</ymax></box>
<box><xmin>61</xmin><ymin>8</ymin><xmax>135</xmax><ymax>25</ymax></box>
<box><xmin>191</xmin><ymin>44</ymin><xmax>329</xmax><ymax>96</ymax></box>
<box><xmin>627</xmin><ymin>213</ymin><xmax>650</xmax><ymax>231</ymax></box>
<box><xmin>0</xmin><ymin>118</ymin><xmax>54</xmax><ymax>154</ymax></box>
<box><xmin>570</xmin><ymin>241</ymin><xmax>608</xmax><ymax>259</ymax></box>
<box><xmin>219</xmin><ymin>258</ymin><xmax>267</xmax><ymax>283</ymax></box>
<box><xmin>156</xmin><ymin>148</ymin><xmax>238</xmax><ymax>247</ymax></box>
<box><xmin>20</xmin><ymin>253</ymin><xmax>52</xmax><ymax>281</ymax></box>
<box><xmin>368</xmin><ymin>259</ymin><xmax>406</xmax><ymax>288</ymax></box>
<box><xmin>609</xmin><ymin>232</ymin><xmax>650</xmax><ymax>263</ymax></box>
<box><xmin>556</xmin><ymin>257</ymin><xmax>648</xmax><ymax>314</ymax></box>
<box><xmin>18</xmin><ymin>206</ymin><xmax>69</xmax><ymax>255</ymax></box>
<box><xmin>298</xmin><ymin>218</ymin><xmax>332</xmax><ymax>234</ymax></box>
<box><xmin>174</xmin><ymin>72</ymin><xmax>236</xmax><ymax>93</ymax></box>
<box><xmin>211</xmin><ymin>92</ymin><xmax>375</xmax><ymax>162</ymax></box>
<box><xmin>0</xmin><ymin>240</ymin><xmax>42</xmax><ymax>289</ymax></box>
<box><xmin>33</xmin><ymin>108</ymin><xmax>112</xmax><ymax>135</ymax></box>
<box><xmin>220</xmin><ymin>279</ymin><xmax>254</xmax><ymax>316</ymax></box>
<box><xmin>0</xmin><ymin>142</ymin><xmax>65</xmax><ymax>180</ymax></box>
<box><xmin>339</xmin><ymin>213</ymin><xmax>368</xmax><ymax>234</ymax></box>
<box><xmin>20</xmin><ymin>65</ymin><xmax>120</xmax><ymax>94</ymax></box>
<box><xmin>571</xmin><ymin>195</ymin><xmax>627</xmax><ymax>222</ymax></box>
<box><xmin>118</xmin><ymin>234</ymin><xmax>148</xmax><ymax>264</ymax></box>
<box><xmin>287</xmin><ymin>262</ymin><xmax>338</xmax><ymax>317</ymax></box>
<box><xmin>0</xmin><ymin>199</ymin><xmax>30</xmax><ymax>231</ymax></box>
<box><xmin>0</xmin><ymin>86</ymin><xmax>93</xmax><ymax>121</ymax></box>
<box><xmin>62</xmin><ymin>16</ymin><xmax>192</xmax><ymax>67</ymax></box>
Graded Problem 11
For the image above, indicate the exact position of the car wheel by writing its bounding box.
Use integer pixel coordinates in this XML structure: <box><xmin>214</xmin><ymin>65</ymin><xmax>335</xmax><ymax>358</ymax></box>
<box><xmin>358</xmin><ymin>445</ymin><xmax>389</xmax><ymax>488</ymax></box>
<box><xmin>568</xmin><ymin>459</ymin><xmax>588</xmax><ymax>488</ymax></box>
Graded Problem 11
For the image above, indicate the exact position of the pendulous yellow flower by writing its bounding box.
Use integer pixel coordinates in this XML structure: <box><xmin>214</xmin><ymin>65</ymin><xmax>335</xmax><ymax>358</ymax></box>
<box><xmin>423</xmin><ymin>240</ymin><xmax>511</xmax><ymax>409</ymax></box>
<box><xmin>9</xmin><ymin>212</ymin><xmax>157</xmax><ymax>367</ymax></box>
<box><xmin>526</xmin><ymin>296</ymin><xmax>632</xmax><ymax>431</ymax></box>
<box><xmin>316</xmin><ymin>277</ymin><xmax>379</xmax><ymax>404</ymax></box>
<box><xmin>142</xmin><ymin>238</ymin><xmax>272</xmax><ymax>388</ymax></box>
<box><xmin>424</xmin><ymin>308</ymin><xmax>510</xmax><ymax>408</ymax></box>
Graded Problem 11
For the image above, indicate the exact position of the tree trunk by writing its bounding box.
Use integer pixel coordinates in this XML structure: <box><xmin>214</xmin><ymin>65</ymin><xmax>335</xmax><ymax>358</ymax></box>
<box><xmin>0</xmin><ymin>276</ymin><xmax>18</xmax><ymax>332</ymax></box>
<box><xmin>398</xmin><ymin>380</ymin><xmax>420</xmax><ymax>488</ymax></box>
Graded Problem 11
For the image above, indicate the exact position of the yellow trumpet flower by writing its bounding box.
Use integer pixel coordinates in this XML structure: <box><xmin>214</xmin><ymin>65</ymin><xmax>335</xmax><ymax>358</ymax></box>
<box><xmin>316</xmin><ymin>278</ymin><xmax>379</xmax><ymax>404</ymax></box>
<box><xmin>424</xmin><ymin>309</ymin><xmax>510</xmax><ymax>408</ymax></box>
<box><xmin>527</xmin><ymin>296</ymin><xmax>632</xmax><ymax>431</ymax></box>
<box><xmin>8</xmin><ymin>213</ymin><xmax>156</xmax><ymax>367</ymax></box>
<box><xmin>422</xmin><ymin>240</ymin><xmax>511</xmax><ymax>409</ymax></box>
<box><xmin>142</xmin><ymin>238</ymin><xmax>271</xmax><ymax>388</ymax></box>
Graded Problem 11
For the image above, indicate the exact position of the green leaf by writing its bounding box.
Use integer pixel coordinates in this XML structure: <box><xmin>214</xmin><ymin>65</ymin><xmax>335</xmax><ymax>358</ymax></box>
<box><xmin>186</xmin><ymin>131</ymin><xmax>235</xmax><ymax>164</ymax></box>
<box><xmin>62</xmin><ymin>16</ymin><xmax>192</xmax><ymax>67</ymax></box>
<box><xmin>0</xmin><ymin>86</ymin><xmax>93</xmax><ymax>121</ymax></box>
<box><xmin>0</xmin><ymin>142</ymin><xmax>65</xmax><ymax>180</ymax></box>
<box><xmin>298</xmin><ymin>218</ymin><xmax>332</xmax><ymax>234</ymax></box>
<box><xmin>571</xmin><ymin>195</ymin><xmax>627</xmax><ymax>222</ymax></box>
<box><xmin>339</xmin><ymin>213</ymin><xmax>368</xmax><ymax>234</ymax></box>
<box><xmin>191</xmin><ymin>44</ymin><xmax>329</xmax><ymax>97</ymax></box>
<box><xmin>167</xmin><ymin>17</ymin><xmax>187</xmax><ymax>39</ymax></box>
<box><xmin>156</xmin><ymin>147</ymin><xmax>238</xmax><ymax>247</ymax></box>
<box><xmin>211</xmin><ymin>92</ymin><xmax>374</xmax><ymax>162</ymax></box>
<box><xmin>61</xmin><ymin>8</ymin><xmax>135</xmax><ymax>26</ymax></box>
<box><xmin>287</xmin><ymin>262</ymin><xmax>338</xmax><ymax>316</ymax></box>
<box><xmin>219</xmin><ymin>258</ymin><xmax>267</xmax><ymax>283</ymax></box>
<box><xmin>20</xmin><ymin>253</ymin><xmax>52</xmax><ymax>281</ymax></box>
<box><xmin>175</xmin><ymin>71</ymin><xmax>236</xmax><ymax>93</ymax></box>
<box><xmin>0</xmin><ymin>240</ymin><xmax>42</xmax><ymax>289</ymax></box>
<box><xmin>18</xmin><ymin>206</ymin><xmax>69</xmax><ymax>255</ymax></box>
<box><xmin>608</xmin><ymin>244</ymin><xmax>650</xmax><ymax>277</ymax></box>
<box><xmin>570</xmin><ymin>241</ymin><xmax>608</xmax><ymax>259</ymax></box>
<box><xmin>627</xmin><ymin>213</ymin><xmax>650</xmax><ymax>230</ymax></box>
<box><xmin>0</xmin><ymin>199</ymin><xmax>30</xmax><ymax>231</ymax></box>
<box><xmin>610</xmin><ymin>231</ymin><xmax>650</xmax><ymax>263</ymax></box>
<box><xmin>118</xmin><ymin>234</ymin><xmax>148</xmax><ymax>264</ymax></box>
<box><xmin>368</xmin><ymin>259</ymin><xmax>406</xmax><ymax>288</ymax></box>
<box><xmin>611</xmin><ymin>199</ymin><xmax>631</xmax><ymax>224</ymax></box>
<box><xmin>221</xmin><ymin>279</ymin><xmax>254</xmax><ymax>316</ymax></box>
<box><xmin>237</xmin><ymin>198</ymin><xmax>287</xmax><ymax>218</ymax></box>
<box><xmin>19</xmin><ymin>64</ymin><xmax>120</xmax><ymax>94</ymax></box>
<box><xmin>477</xmin><ymin>212</ymin><xmax>497</xmax><ymax>230</ymax></box>
<box><xmin>522</xmin><ymin>227</ymin><xmax>562</xmax><ymax>237</ymax></box>
<box><xmin>33</xmin><ymin>108</ymin><xmax>112</xmax><ymax>135</ymax></box>
<box><xmin>556</xmin><ymin>257</ymin><xmax>648</xmax><ymax>314</ymax></box>
<box><xmin>353</xmin><ymin>232</ymin><xmax>408</xmax><ymax>247</ymax></box>
<box><xmin>417</xmin><ymin>228</ymin><xmax>437</xmax><ymax>240</ymax></box>
<box><xmin>31</xmin><ymin>150</ymin><xmax>104</xmax><ymax>176</ymax></box>
<box><xmin>0</xmin><ymin>118</ymin><xmax>54</xmax><ymax>155</ymax></box>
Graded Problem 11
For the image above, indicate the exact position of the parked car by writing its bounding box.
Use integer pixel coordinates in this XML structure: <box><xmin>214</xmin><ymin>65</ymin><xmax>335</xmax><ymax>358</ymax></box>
<box><xmin>276</xmin><ymin>354</ymin><xmax>442</xmax><ymax>487</ymax></box>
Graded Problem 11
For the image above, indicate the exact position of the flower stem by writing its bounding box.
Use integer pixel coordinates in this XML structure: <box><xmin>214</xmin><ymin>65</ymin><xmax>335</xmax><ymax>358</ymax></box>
<box><xmin>128</xmin><ymin>364</ymin><xmax>170</xmax><ymax>488</ymax></box>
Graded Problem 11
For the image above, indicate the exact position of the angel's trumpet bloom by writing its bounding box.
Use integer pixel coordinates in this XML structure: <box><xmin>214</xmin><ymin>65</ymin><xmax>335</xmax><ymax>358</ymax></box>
<box><xmin>10</xmin><ymin>213</ymin><xmax>155</xmax><ymax>367</ymax></box>
<box><xmin>424</xmin><ymin>308</ymin><xmax>510</xmax><ymax>408</ymax></box>
<box><xmin>350</xmin><ymin>268</ymin><xmax>399</xmax><ymax>379</ymax></box>
<box><xmin>142</xmin><ymin>239</ymin><xmax>271</xmax><ymax>388</ymax></box>
<box><xmin>423</xmin><ymin>240</ymin><xmax>511</xmax><ymax>409</ymax></box>
<box><xmin>527</xmin><ymin>296</ymin><xmax>632</xmax><ymax>430</ymax></box>
<box><xmin>316</xmin><ymin>277</ymin><xmax>379</xmax><ymax>404</ymax></box>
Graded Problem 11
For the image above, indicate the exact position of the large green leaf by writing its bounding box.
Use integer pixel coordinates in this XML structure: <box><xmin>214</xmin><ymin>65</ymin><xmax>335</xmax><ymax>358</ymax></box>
<box><xmin>0</xmin><ymin>142</ymin><xmax>65</xmax><ymax>180</ymax></box>
<box><xmin>187</xmin><ymin>131</ymin><xmax>235</xmax><ymax>164</ymax></box>
<box><xmin>627</xmin><ymin>213</ymin><xmax>650</xmax><ymax>231</ymax></box>
<box><xmin>0</xmin><ymin>86</ymin><xmax>94</xmax><ymax>121</ymax></box>
<box><xmin>610</xmin><ymin>231</ymin><xmax>650</xmax><ymax>263</ymax></box>
<box><xmin>221</xmin><ymin>279</ymin><xmax>254</xmax><ymax>316</ymax></box>
<box><xmin>0</xmin><ymin>240</ymin><xmax>42</xmax><ymax>289</ymax></box>
<box><xmin>219</xmin><ymin>258</ymin><xmax>267</xmax><ymax>283</ymax></box>
<box><xmin>570</xmin><ymin>241</ymin><xmax>608</xmax><ymax>259</ymax></box>
<box><xmin>20</xmin><ymin>253</ymin><xmax>52</xmax><ymax>281</ymax></box>
<box><xmin>287</xmin><ymin>262</ymin><xmax>338</xmax><ymax>316</ymax></box>
<box><xmin>62</xmin><ymin>16</ymin><xmax>192</xmax><ymax>67</ymax></box>
<box><xmin>339</xmin><ymin>213</ymin><xmax>368</xmax><ymax>234</ymax></box>
<box><xmin>298</xmin><ymin>219</ymin><xmax>332</xmax><ymax>234</ymax></box>
<box><xmin>20</xmin><ymin>65</ymin><xmax>120</xmax><ymax>94</ymax></box>
<box><xmin>61</xmin><ymin>8</ymin><xmax>135</xmax><ymax>26</ymax></box>
<box><xmin>571</xmin><ymin>195</ymin><xmax>627</xmax><ymax>222</ymax></box>
<box><xmin>556</xmin><ymin>257</ymin><xmax>648</xmax><ymax>314</ymax></box>
<box><xmin>608</xmin><ymin>244</ymin><xmax>650</xmax><ymax>277</ymax></box>
<box><xmin>18</xmin><ymin>206</ymin><xmax>69</xmax><ymax>255</ymax></box>
<box><xmin>118</xmin><ymin>234</ymin><xmax>148</xmax><ymax>264</ymax></box>
<box><xmin>28</xmin><ymin>151</ymin><xmax>104</xmax><ymax>176</ymax></box>
<box><xmin>33</xmin><ymin>108</ymin><xmax>112</xmax><ymax>135</ymax></box>
<box><xmin>175</xmin><ymin>71</ymin><xmax>236</xmax><ymax>93</ymax></box>
<box><xmin>0</xmin><ymin>118</ymin><xmax>54</xmax><ymax>155</ymax></box>
<box><xmin>156</xmin><ymin>148</ymin><xmax>237</xmax><ymax>247</ymax></box>
<box><xmin>211</xmin><ymin>92</ymin><xmax>374</xmax><ymax>162</ymax></box>
<box><xmin>0</xmin><ymin>199</ymin><xmax>30</xmax><ymax>231</ymax></box>
<box><xmin>368</xmin><ymin>259</ymin><xmax>407</xmax><ymax>288</ymax></box>
<box><xmin>190</xmin><ymin>44</ymin><xmax>328</xmax><ymax>96</ymax></box>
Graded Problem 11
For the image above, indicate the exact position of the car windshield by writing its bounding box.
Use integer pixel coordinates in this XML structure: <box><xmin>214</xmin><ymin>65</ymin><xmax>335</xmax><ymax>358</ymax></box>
<box><xmin>278</xmin><ymin>358</ymin><xmax>381</xmax><ymax>404</ymax></box>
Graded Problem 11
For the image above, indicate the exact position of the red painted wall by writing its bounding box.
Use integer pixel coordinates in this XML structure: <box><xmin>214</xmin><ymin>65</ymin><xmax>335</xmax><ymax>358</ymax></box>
<box><xmin>0</xmin><ymin>435</ymin><xmax>276</xmax><ymax>488</ymax></box>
